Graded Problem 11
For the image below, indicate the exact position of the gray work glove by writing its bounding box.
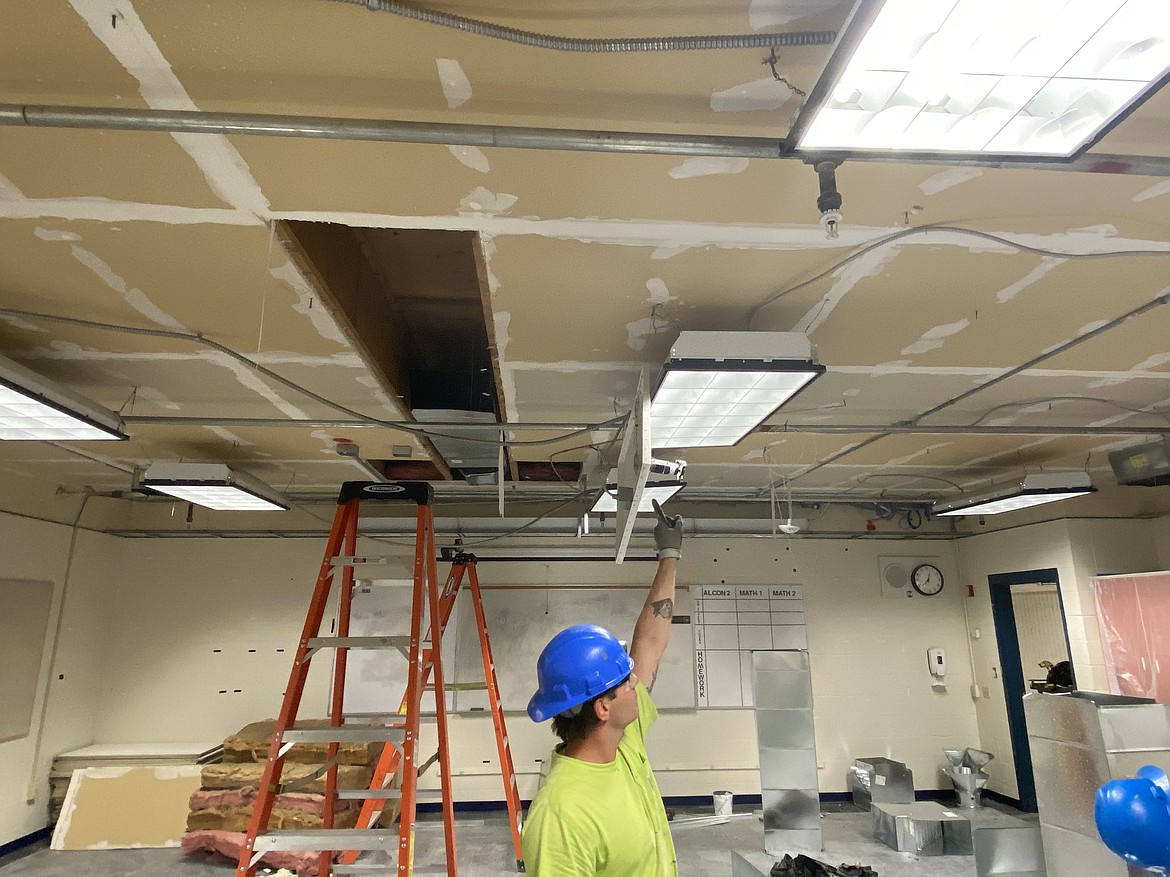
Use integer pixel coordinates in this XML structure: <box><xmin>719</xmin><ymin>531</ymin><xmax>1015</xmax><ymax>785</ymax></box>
<box><xmin>652</xmin><ymin>499</ymin><xmax>683</xmax><ymax>560</ymax></box>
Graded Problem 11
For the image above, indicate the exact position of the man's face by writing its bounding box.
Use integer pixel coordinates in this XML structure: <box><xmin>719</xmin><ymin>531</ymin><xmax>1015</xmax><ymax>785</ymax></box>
<box><xmin>606</xmin><ymin>671</ymin><xmax>640</xmax><ymax>730</ymax></box>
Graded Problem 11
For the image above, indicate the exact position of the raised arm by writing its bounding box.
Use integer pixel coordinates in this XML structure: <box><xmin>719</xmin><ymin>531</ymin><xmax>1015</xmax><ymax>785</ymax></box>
<box><xmin>629</xmin><ymin>500</ymin><xmax>683</xmax><ymax>692</ymax></box>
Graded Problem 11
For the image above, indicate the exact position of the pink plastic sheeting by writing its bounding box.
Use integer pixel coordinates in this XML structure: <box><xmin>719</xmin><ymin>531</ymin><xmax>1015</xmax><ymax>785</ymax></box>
<box><xmin>1094</xmin><ymin>572</ymin><xmax>1170</xmax><ymax>703</ymax></box>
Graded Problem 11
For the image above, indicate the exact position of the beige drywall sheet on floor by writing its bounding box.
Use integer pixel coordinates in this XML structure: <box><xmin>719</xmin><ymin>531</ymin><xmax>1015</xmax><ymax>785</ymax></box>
<box><xmin>0</xmin><ymin>579</ymin><xmax>53</xmax><ymax>742</ymax></box>
<box><xmin>50</xmin><ymin>765</ymin><xmax>202</xmax><ymax>850</ymax></box>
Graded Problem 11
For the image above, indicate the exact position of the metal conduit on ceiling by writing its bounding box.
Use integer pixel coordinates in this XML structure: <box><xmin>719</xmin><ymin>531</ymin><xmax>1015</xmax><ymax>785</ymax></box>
<box><xmin>2</xmin><ymin>105</ymin><xmax>1169</xmax><ymax>175</ymax></box>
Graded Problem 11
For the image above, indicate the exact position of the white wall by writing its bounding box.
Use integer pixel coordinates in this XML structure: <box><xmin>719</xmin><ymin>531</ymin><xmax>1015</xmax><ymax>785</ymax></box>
<box><xmin>0</xmin><ymin>511</ymin><xmax>116</xmax><ymax>847</ymax></box>
<box><xmin>84</xmin><ymin>533</ymin><xmax>977</xmax><ymax>803</ymax></box>
<box><xmin>1011</xmin><ymin>587</ymin><xmax>1068</xmax><ymax>683</ymax></box>
<box><xmin>956</xmin><ymin>516</ymin><xmax>1165</xmax><ymax>800</ymax></box>
<box><xmin>956</xmin><ymin>519</ymin><xmax>1079</xmax><ymax>799</ymax></box>
<box><xmin>1153</xmin><ymin>515</ymin><xmax>1170</xmax><ymax>568</ymax></box>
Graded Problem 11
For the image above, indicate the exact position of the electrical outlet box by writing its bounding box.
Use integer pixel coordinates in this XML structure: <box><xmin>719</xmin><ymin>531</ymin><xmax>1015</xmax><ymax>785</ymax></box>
<box><xmin>981</xmin><ymin>686</ymin><xmax>990</xmax><ymax>698</ymax></box>
<box><xmin>971</xmin><ymin>684</ymin><xmax>982</xmax><ymax>699</ymax></box>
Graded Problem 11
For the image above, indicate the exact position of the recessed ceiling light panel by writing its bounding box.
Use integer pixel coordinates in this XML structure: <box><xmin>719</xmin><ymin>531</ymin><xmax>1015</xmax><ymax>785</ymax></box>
<box><xmin>140</xmin><ymin>462</ymin><xmax>289</xmax><ymax>511</ymax></box>
<box><xmin>590</xmin><ymin>479</ymin><xmax>685</xmax><ymax>514</ymax></box>
<box><xmin>0</xmin><ymin>355</ymin><xmax>126</xmax><ymax>441</ymax></box>
<box><xmin>798</xmin><ymin>0</ymin><xmax>1170</xmax><ymax>157</ymax></box>
<box><xmin>933</xmin><ymin>473</ymin><xmax>1096</xmax><ymax>516</ymax></box>
<box><xmin>649</xmin><ymin>332</ymin><xmax>825</xmax><ymax>449</ymax></box>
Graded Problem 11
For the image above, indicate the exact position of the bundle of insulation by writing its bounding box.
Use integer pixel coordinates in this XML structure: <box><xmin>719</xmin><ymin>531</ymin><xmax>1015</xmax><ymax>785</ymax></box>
<box><xmin>182</xmin><ymin>719</ymin><xmax>399</xmax><ymax>876</ymax></box>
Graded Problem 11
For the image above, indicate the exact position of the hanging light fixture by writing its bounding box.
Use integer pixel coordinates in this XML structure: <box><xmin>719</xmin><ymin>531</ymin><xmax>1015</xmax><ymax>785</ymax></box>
<box><xmin>138</xmin><ymin>462</ymin><xmax>289</xmax><ymax>511</ymax></box>
<box><xmin>591</xmin><ymin>459</ymin><xmax>686</xmax><ymax>514</ymax></box>
<box><xmin>933</xmin><ymin>473</ymin><xmax>1095</xmax><ymax>516</ymax></box>
<box><xmin>0</xmin><ymin>353</ymin><xmax>126</xmax><ymax>441</ymax></box>
<box><xmin>649</xmin><ymin>332</ymin><xmax>825</xmax><ymax>449</ymax></box>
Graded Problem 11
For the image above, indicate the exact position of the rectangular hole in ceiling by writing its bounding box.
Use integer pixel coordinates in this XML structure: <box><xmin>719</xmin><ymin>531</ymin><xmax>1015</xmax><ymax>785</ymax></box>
<box><xmin>278</xmin><ymin>221</ymin><xmax>505</xmax><ymax>482</ymax></box>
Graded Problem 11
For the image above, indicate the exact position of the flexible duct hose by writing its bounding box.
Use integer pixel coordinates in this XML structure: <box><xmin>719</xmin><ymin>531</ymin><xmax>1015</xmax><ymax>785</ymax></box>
<box><xmin>326</xmin><ymin>0</ymin><xmax>837</xmax><ymax>52</ymax></box>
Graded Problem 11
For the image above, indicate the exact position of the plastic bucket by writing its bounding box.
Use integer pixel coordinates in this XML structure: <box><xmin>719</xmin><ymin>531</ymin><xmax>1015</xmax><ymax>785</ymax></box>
<box><xmin>713</xmin><ymin>790</ymin><xmax>733</xmax><ymax>817</ymax></box>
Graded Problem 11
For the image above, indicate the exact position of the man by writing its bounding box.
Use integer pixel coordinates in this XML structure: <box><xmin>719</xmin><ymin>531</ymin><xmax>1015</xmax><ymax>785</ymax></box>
<box><xmin>521</xmin><ymin>500</ymin><xmax>684</xmax><ymax>877</ymax></box>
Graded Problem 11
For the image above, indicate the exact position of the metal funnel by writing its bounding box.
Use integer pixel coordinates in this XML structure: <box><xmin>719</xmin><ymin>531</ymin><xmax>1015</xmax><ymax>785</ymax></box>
<box><xmin>943</xmin><ymin>749</ymin><xmax>965</xmax><ymax>767</ymax></box>
<box><xmin>962</xmin><ymin>748</ymin><xmax>994</xmax><ymax>770</ymax></box>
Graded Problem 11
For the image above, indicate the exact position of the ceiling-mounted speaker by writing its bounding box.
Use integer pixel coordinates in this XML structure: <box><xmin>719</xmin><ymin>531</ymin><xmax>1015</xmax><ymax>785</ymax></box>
<box><xmin>1109</xmin><ymin>438</ymin><xmax>1170</xmax><ymax>487</ymax></box>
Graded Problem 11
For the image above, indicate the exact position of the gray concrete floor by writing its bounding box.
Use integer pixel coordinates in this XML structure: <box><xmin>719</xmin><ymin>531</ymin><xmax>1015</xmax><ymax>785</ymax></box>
<box><xmin>0</xmin><ymin>804</ymin><xmax>1033</xmax><ymax>876</ymax></box>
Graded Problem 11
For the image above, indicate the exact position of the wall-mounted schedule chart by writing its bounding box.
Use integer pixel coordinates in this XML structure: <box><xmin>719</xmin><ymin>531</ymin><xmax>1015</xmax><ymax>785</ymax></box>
<box><xmin>691</xmin><ymin>585</ymin><xmax>807</xmax><ymax>707</ymax></box>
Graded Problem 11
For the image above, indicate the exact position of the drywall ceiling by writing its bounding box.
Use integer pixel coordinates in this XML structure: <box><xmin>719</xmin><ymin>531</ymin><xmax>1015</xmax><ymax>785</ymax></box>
<box><xmin>1</xmin><ymin>0</ymin><xmax>1169</xmax><ymax>536</ymax></box>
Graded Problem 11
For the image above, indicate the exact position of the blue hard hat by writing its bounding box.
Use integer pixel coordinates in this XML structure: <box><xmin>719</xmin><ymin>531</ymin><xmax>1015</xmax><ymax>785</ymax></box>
<box><xmin>1095</xmin><ymin>765</ymin><xmax>1170</xmax><ymax>872</ymax></box>
<box><xmin>527</xmin><ymin>624</ymin><xmax>634</xmax><ymax>722</ymax></box>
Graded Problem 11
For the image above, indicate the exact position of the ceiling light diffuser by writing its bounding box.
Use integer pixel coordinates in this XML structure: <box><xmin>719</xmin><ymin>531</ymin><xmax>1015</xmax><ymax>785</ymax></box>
<box><xmin>933</xmin><ymin>473</ymin><xmax>1095</xmax><ymax>516</ymax></box>
<box><xmin>0</xmin><ymin>353</ymin><xmax>126</xmax><ymax>441</ymax></box>
<box><xmin>797</xmin><ymin>0</ymin><xmax>1170</xmax><ymax>157</ymax></box>
<box><xmin>140</xmin><ymin>462</ymin><xmax>289</xmax><ymax>511</ymax></box>
<box><xmin>649</xmin><ymin>332</ymin><xmax>825</xmax><ymax>449</ymax></box>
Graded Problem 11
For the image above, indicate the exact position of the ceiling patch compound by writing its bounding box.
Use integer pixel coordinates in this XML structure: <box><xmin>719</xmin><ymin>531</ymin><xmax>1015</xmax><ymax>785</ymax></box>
<box><xmin>917</xmin><ymin>168</ymin><xmax>983</xmax><ymax>195</ymax></box>
<box><xmin>447</xmin><ymin>146</ymin><xmax>490</xmax><ymax>173</ymax></box>
<box><xmin>68</xmin><ymin>243</ymin><xmax>188</xmax><ymax>331</ymax></box>
<box><xmin>268</xmin><ymin>260</ymin><xmax>350</xmax><ymax>346</ymax></box>
<box><xmin>68</xmin><ymin>0</ymin><xmax>270</xmax><ymax>217</ymax></box>
<box><xmin>459</xmin><ymin>187</ymin><xmax>518</xmax><ymax>215</ymax></box>
<box><xmin>436</xmin><ymin>59</ymin><xmax>473</xmax><ymax>109</ymax></box>
<box><xmin>669</xmin><ymin>158</ymin><xmax>751</xmax><ymax>180</ymax></box>
<box><xmin>711</xmin><ymin>77</ymin><xmax>792</xmax><ymax>112</ymax></box>
<box><xmin>901</xmin><ymin>318</ymin><xmax>971</xmax><ymax>356</ymax></box>
<box><xmin>789</xmin><ymin>246</ymin><xmax>901</xmax><ymax>335</ymax></box>
<box><xmin>995</xmin><ymin>257</ymin><xmax>1065</xmax><ymax>303</ymax></box>
<box><xmin>1133</xmin><ymin>180</ymin><xmax>1170</xmax><ymax>203</ymax></box>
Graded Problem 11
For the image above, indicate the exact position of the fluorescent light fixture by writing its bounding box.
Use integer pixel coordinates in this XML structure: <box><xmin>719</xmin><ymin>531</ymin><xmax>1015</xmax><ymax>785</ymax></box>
<box><xmin>933</xmin><ymin>473</ymin><xmax>1095</xmax><ymax>516</ymax></box>
<box><xmin>0</xmin><ymin>353</ymin><xmax>126</xmax><ymax>441</ymax></box>
<box><xmin>797</xmin><ymin>0</ymin><xmax>1170</xmax><ymax>157</ymax></box>
<box><xmin>591</xmin><ymin>474</ymin><xmax>685</xmax><ymax>514</ymax></box>
<box><xmin>139</xmin><ymin>462</ymin><xmax>289</xmax><ymax>511</ymax></box>
<box><xmin>649</xmin><ymin>332</ymin><xmax>825</xmax><ymax>448</ymax></box>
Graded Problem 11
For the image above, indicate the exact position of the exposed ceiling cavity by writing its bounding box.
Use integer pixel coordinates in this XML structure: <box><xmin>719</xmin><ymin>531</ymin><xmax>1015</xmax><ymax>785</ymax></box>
<box><xmin>0</xmin><ymin>0</ymin><xmax>1168</xmax><ymax>536</ymax></box>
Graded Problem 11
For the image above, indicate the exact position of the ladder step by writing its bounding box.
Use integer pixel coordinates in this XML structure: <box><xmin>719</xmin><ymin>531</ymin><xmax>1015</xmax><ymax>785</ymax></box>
<box><xmin>307</xmin><ymin>636</ymin><xmax>411</xmax><ymax>651</ymax></box>
<box><xmin>339</xmin><ymin>790</ymin><xmax>446</xmax><ymax>804</ymax></box>
<box><xmin>252</xmin><ymin>829</ymin><xmax>398</xmax><ymax>852</ymax></box>
<box><xmin>331</xmin><ymin>556</ymin><xmax>409</xmax><ymax>576</ymax></box>
<box><xmin>283</xmin><ymin>725</ymin><xmax>407</xmax><ymax>743</ymax></box>
<box><xmin>426</xmin><ymin>682</ymin><xmax>487</xmax><ymax>691</ymax></box>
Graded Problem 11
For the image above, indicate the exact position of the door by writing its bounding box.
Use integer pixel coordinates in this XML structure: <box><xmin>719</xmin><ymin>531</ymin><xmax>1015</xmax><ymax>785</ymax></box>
<box><xmin>989</xmin><ymin>568</ymin><xmax>1075</xmax><ymax>812</ymax></box>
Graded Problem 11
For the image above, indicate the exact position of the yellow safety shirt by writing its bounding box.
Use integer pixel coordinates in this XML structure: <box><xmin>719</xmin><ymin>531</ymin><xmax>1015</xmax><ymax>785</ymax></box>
<box><xmin>521</xmin><ymin>682</ymin><xmax>677</xmax><ymax>877</ymax></box>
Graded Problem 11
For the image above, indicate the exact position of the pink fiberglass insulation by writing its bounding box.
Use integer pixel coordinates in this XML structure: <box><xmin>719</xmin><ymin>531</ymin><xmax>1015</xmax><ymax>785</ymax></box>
<box><xmin>182</xmin><ymin>829</ymin><xmax>334</xmax><ymax>876</ymax></box>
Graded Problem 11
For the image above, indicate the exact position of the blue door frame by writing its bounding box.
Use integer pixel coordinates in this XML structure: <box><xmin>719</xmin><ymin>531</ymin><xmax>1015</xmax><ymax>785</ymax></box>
<box><xmin>988</xmin><ymin>567</ymin><xmax>1076</xmax><ymax>813</ymax></box>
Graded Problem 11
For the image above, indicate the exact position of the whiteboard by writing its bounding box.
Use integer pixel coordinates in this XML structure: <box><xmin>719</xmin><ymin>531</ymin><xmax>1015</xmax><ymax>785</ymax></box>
<box><xmin>341</xmin><ymin>582</ymin><xmax>695</xmax><ymax>714</ymax></box>
<box><xmin>341</xmin><ymin>580</ymin><xmax>459</xmax><ymax>716</ymax></box>
<box><xmin>452</xmin><ymin>587</ymin><xmax>695</xmax><ymax>712</ymax></box>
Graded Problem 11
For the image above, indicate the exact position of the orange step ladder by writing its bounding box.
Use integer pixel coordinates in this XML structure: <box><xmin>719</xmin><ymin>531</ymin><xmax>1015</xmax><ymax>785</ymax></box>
<box><xmin>234</xmin><ymin>480</ymin><xmax>523</xmax><ymax>877</ymax></box>
<box><xmin>341</xmin><ymin>551</ymin><xmax>525</xmax><ymax>872</ymax></box>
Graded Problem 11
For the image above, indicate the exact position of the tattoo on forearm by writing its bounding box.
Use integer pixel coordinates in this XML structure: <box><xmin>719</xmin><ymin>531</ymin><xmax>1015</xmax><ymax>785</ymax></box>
<box><xmin>648</xmin><ymin>668</ymin><xmax>659</xmax><ymax>692</ymax></box>
<box><xmin>651</xmin><ymin>598</ymin><xmax>674</xmax><ymax>619</ymax></box>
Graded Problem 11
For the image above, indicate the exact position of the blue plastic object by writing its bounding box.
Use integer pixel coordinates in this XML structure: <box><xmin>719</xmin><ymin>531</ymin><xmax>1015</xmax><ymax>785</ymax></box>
<box><xmin>527</xmin><ymin>624</ymin><xmax>634</xmax><ymax>722</ymax></box>
<box><xmin>1095</xmin><ymin>765</ymin><xmax>1170</xmax><ymax>873</ymax></box>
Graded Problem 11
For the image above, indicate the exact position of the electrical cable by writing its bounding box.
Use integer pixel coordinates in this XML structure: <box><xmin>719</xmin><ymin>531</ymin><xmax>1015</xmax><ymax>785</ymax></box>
<box><xmin>748</xmin><ymin>224</ymin><xmax>1170</xmax><ymax>326</ymax></box>
<box><xmin>455</xmin><ymin>491</ymin><xmax>590</xmax><ymax>546</ymax></box>
<box><xmin>0</xmin><ymin>306</ymin><xmax>624</xmax><ymax>448</ymax></box>
<box><xmin>325</xmin><ymin>0</ymin><xmax>836</xmax><ymax>52</ymax></box>
<box><xmin>966</xmin><ymin>395</ymin><xmax>1170</xmax><ymax>427</ymax></box>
